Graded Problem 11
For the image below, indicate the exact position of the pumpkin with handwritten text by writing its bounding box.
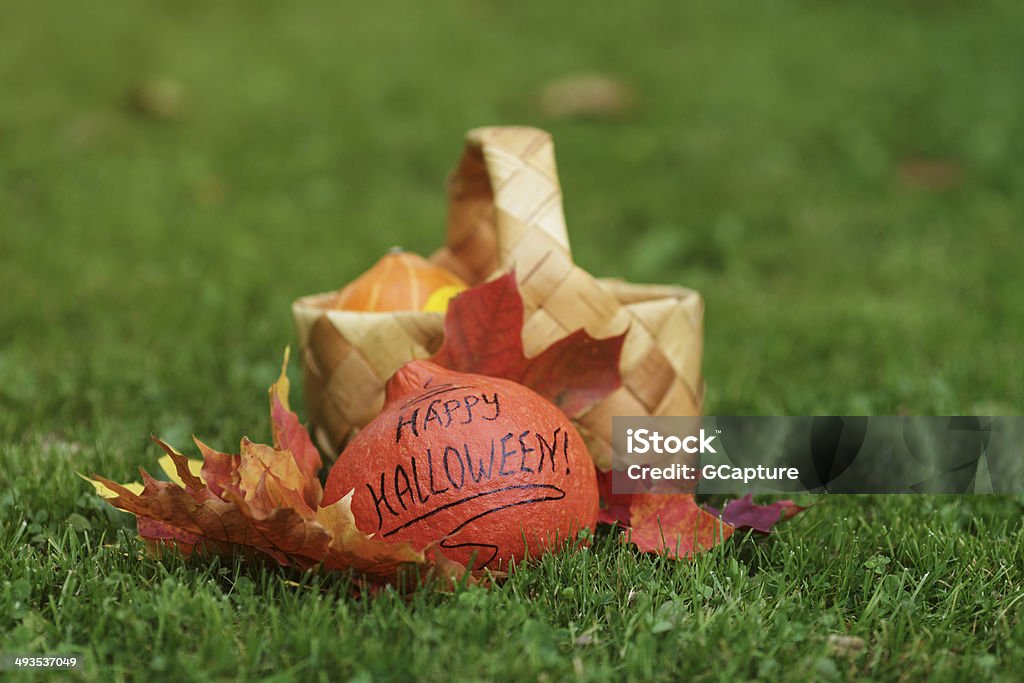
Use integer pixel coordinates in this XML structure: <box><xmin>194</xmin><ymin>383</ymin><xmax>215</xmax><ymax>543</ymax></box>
<box><xmin>329</xmin><ymin>248</ymin><xmax>467</xmax><ymax>313</ymax></box>
<box><xmin>322</xmin><ymin>360</ymin><xmax>599</xmax><ymax>570</ymax></box>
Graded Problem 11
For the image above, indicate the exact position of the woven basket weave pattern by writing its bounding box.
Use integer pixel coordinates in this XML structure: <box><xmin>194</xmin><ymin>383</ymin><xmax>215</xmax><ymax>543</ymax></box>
<box><xmin>293</xmin><ymin>126</ymin><xmax>703</xmax><ymax>469</ymax></box>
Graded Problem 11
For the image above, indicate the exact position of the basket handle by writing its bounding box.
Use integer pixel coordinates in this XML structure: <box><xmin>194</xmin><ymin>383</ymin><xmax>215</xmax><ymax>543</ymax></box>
<box><xmin>432</xmin><ymin>127</ymin><xmax>573</xmax><ymax>287</ymax></box>
<box><xmin>433</xmin><ymin>126</ymin><xmax>629</xmax><ymax>351</ymax></box>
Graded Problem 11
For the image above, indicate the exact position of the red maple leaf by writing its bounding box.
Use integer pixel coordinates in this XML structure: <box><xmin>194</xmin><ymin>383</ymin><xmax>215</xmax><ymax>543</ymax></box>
<box><xmin>596</xmin><ymin>469</ymin><xmax>633</xmax><ymax>526</ymax></box>
<box><xmin>430</xmin><ymin>272</ymin><xmax>625</xmax><ymax>418</ymax></box>
<box><xmin>704</xmin><ymin>494</ymin><xmax>806</xmax><ymax>533</ymax></box>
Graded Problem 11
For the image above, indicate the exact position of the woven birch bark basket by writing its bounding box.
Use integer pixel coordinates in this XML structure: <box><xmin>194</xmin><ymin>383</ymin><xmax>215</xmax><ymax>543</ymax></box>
<box><xmin>292</xmin><ymin>126</ymin><xmax>704</xmax><ymax>470</ymax></box>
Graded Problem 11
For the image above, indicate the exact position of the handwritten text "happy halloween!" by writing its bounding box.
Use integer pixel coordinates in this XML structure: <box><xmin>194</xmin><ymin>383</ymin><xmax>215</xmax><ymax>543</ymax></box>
<box><xmin>364</xmin><ymin>390</ymin><xmax>573</xmax><ymax>532</ymax></box>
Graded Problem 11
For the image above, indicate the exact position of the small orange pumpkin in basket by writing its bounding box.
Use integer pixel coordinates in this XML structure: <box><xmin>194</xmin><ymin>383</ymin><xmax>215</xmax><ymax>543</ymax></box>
<box><xmin>329</xmin><ymin>248</ymin><xmax>467</xmax><ymax>313</ymax></box>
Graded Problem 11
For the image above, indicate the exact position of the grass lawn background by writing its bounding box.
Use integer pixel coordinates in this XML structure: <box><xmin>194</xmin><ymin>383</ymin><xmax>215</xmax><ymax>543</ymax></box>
<box><xmin>2</xmin><ymin>0</ymin><xmax>1022</xmax><ymax>680</ymax></box>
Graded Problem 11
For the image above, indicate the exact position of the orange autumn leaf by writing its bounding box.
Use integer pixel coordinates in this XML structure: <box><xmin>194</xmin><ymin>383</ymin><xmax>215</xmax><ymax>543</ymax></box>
<box><xmin>268</xmin><ymin>348</ymin><xmax>322</xmax><ymax>507</ymax></box>
<box><xmin>626</xmin><ymin>494</ymin><xmax>734</xmax><ymax>559</ymax></box>
<box><xmin>91</xmin><ymin>353</ymin><xmax>493</xmax><ymax>591</ymax></box>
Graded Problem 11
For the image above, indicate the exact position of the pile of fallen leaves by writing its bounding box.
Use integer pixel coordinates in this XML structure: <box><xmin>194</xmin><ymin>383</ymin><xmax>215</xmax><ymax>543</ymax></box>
<box><xmin>90</xmin><ymin>274</ymin><xmax>803</xmax><ymax>591</ymax></box>
<box><xmin>87</xmin><ymin>358</ymin><xmax>485</xmax><ymax>591</ymax></box>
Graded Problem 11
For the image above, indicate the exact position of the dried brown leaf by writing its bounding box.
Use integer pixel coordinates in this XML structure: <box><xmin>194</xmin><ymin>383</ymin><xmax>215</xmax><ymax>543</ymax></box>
<box><xmin>92</xmin><ymin>352</ymin><xmax>478</xmax><ymax>591</ymax></box>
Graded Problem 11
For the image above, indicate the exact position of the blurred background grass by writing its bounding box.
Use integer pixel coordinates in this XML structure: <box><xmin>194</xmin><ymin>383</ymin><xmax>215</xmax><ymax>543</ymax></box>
<box><xmin>2</xmin><ymin>0</ymin><xmax>1022</xmax><ymax>456</ymax></box>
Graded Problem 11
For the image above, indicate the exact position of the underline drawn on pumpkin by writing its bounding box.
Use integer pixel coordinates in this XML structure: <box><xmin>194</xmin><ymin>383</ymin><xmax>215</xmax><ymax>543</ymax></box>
<box><xmin>437</xmin><ymin>491</ymin><xmax>569</xmax><ymax>569</ymax></box>
<box><xmin>401</xmin><ymin>383</ymin><xmax>468</xmax><ymax>409</ymax></box>
<box><xmin>380</xmin><ymin>481</ymin><xmax>569</xmax><ymax>565</ymax></box>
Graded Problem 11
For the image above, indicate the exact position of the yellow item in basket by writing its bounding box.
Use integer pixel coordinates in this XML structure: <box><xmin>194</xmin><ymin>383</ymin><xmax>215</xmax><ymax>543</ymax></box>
<box><xmin>330</xmin><ymin>248</ymin><xmax>467</xmax><ymax>313</ymax></box>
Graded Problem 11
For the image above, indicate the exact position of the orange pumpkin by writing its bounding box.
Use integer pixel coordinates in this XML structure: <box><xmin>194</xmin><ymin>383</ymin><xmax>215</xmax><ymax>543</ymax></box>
<box><xmin>329</xmin><ymin>248</ymin><xmax>467</xmax><ymax>312</ymax></box>
<box><xmin>322</xmin><ymin>361</ymin><xmax>599</xmax><ymax>570</ymax></box>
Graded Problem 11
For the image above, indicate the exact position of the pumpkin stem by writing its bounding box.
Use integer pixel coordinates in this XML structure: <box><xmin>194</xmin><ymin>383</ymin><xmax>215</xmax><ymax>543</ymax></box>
<box><xmin>385</xmin><ymin>360</ymin><xmax>448</xmax><ymax>402</ymax></box>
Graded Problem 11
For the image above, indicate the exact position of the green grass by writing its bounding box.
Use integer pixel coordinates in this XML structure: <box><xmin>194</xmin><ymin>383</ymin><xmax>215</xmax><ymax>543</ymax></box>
<box><xmin>2</xmin><ymin>0</ymin><xmax>1023</xmax><ymax>680</ymax></box>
